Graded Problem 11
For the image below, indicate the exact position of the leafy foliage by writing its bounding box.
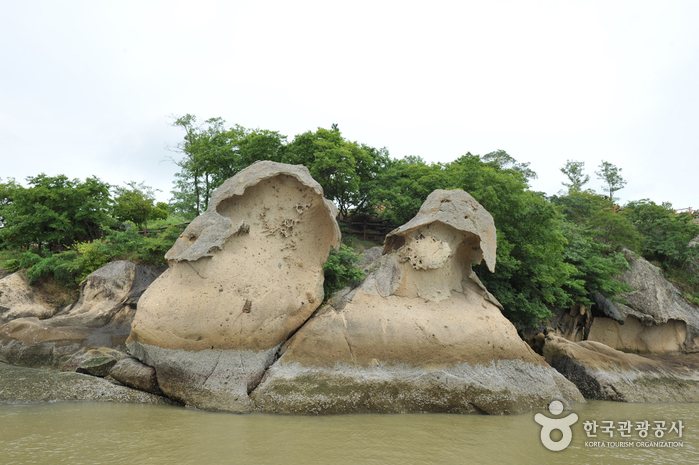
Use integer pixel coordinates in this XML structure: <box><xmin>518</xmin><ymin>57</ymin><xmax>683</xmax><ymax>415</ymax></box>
<box><xmin>560</xmin><ymin>160</ymin><xmax>590</xmax><ymax>193</ymax></box>
<box><xmin>322</xmin><ymin>244</ymin><xmax>365</xmax><ymax>297</ymax></box>
<box><xmin>596</xmin><ymin>161</ymin><xmax>627</xmax><ymax>201</ymax></box>
<box><xmin>112</xmin><ymin>181</ymin><xmax>167</xmax><ymax>231</ymax></box>
<box><xmin>3</xmin><ymin>226</ymin><xmax>181</xmax><ymax>286</ymax></box>
<box><xmin>284</xmin><ymin>126</ymin><xmax>389</xmax><ymax>218</ymax></box>
<box><xmin>0</xmin><ymin>174</ymin><xmax>111</xmax><ymax>250</ymax></box>
<box><xmin>625</xmin><ymin>200</ymin><xmax>699</xmax><ymax>270</ymax></box>
<box><xmin>558</xmin><ymin>219</ymin><xmax>631</xmax><ymax>304</ymax></box>
<box><xmin>169</xmin><ymin>115</ymin><xmax>286</xmax><ymax>218</ymax></box>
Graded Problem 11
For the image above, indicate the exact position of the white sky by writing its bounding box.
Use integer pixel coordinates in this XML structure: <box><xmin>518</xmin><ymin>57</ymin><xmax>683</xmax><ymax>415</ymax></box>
<box><xmin>1</xmin><ymin>0</ymin><xmax>697</xmax><ymax>208</ymax></box>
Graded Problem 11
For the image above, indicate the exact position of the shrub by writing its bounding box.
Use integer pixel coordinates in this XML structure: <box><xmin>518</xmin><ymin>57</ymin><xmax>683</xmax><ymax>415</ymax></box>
<box><xmin>322</xmin><ymin>244</ymin><xmax>365</xmax><ymax>298</ymax></box>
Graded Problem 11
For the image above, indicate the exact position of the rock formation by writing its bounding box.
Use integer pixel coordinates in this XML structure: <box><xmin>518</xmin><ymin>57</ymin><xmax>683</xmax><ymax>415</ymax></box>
<box><xmin>0</xmin><ymin>362</ymin><xmax>174</xmax><ymax>405</ymax></box>
<box><xmin>127</xmin><ymin>161</ymin><xmax>341</xmax><ymax>412</ymax></box>
<box><xmin>0</xmin><ymin>261</ymin><xmax>162</xmax><ymax>369</ymax></box>
<box><xmin>251</xmin><ymin>189</ymin><xmax>584</xmax><ymax>414</ymax></box>
<box><xmin>588</xmin><ymin>249</ymin><xmax>699</xmax><ymax>353</ymax></box>
<box><xmin>0</xmin><ymin>272</ymin><xmax>57</xmax><ymax>325</ymax></box>
<box><xmin>544</xmin><ymin>334</ymin><xmax>699</xmax><ymax>402</ymax></box>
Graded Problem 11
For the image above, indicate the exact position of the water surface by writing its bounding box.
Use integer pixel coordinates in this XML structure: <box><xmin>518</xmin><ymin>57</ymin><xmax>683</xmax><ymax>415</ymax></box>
<box><xmin>2</xmin><ymin>400</ymin><xmax>697</xmax><ymax>464</ymax></box>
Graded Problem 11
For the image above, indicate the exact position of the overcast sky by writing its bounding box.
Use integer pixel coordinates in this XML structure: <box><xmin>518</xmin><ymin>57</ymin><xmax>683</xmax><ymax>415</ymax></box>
<box><xmin>1</xmin><ymin>0</ymin><xmax>697</xmax><ymax>208</ymax></box>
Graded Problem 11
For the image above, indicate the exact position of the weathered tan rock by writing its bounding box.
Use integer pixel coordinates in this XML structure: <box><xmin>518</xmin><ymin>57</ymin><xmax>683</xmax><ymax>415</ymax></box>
<box><xmin>589</xmin><ymin>249</ymin><xmax>699</xmax><ymax>353</ymax></box>
<box><xmin>544</xmin><ymin>334</ymin><xmax>699</xmax><ymax>402</ymax></box>
<box><xmin>251</xmin><ymin>190</ymin><xmax>584</xmax><ymax>414</ymax></box>
<box><xmin>0</xmin><ymin>261</ymin><xmax>162</xmax><ymax>369</ymax></box>
<box><xmin>127</xmin><ymin>161</ymin><xmax>341</xmax><ymax>412</ymax></box>
<box><xmin>0</xmin><ymin>272</ymin><xmax>57</xmax><ymax>325</ymax></box>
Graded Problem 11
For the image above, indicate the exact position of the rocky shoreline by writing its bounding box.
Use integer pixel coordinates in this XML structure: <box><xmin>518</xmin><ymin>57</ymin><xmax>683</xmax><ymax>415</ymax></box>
<box><xmin>2</xmin><ymin>161</ymin><xmax>699</xmax><ymax>413</ymax></box>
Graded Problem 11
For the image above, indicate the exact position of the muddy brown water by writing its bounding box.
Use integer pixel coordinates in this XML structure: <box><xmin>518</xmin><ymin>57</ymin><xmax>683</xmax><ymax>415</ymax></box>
<box><xmin>1</xmin><ymin>400</ymin><xmax>698</xmax><ymax>464</ymax></box>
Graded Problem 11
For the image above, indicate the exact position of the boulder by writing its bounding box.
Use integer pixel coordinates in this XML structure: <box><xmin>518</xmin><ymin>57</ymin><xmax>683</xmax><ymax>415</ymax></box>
<box><xmin>63</xmin><ymin>348</ymin><xmax>124</xmax><ymax>377</ymax></box>
<box><xmin>588</xmin><ymin>249</ymin><xmax>699</xmax><ymax>353</ymax></box>
<box><xmin>543</xmin><ymin>334</ymin><xmax>699</xmax><ymax>402</ymax></box>
<box><xmin>0</xmin><ymin>272</ymin><xmax>57</xmax><ymax>325</ymax></box>
<box><xmin>109</xmin><ymin>356</ymin><xmax>162</xmax><ymax>395</ymax></box>
<box><xmin>251</xmin><ymin>190</ymin><xmax>584</xmax><ymax>414</ymax></box>
<box><xmin>356</xmin><ymin>246</ymin><xmax>383</xmax><ymax>271</ymax></box>
<box><xmin>0</xmin><ymin>361</ymin><xmax>175</xmax><ymax>405</ymax></box>
<box><xmin>0</xmin><ymin>261</ymin><xmax>163</xmax><ymax>369</ymax></box>
<box><xmin>127</xmin><ymin>161</ymin><xmax>341</xmax><ymax>412</ymax></box>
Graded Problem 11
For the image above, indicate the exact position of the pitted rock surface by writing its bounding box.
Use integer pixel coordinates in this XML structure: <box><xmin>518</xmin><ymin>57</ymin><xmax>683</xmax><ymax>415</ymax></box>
<box><xmin>127</xmin><ymin>161</ymin><xmax>341</xmax><ymax>412</ymax></box>
<box><xmin>251</xmin><ymin>189</ymin><xmax>584</xmax><ymax>414</ymax></box>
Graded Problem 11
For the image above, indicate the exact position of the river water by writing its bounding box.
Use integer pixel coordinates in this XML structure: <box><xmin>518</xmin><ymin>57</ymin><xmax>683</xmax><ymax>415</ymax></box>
<box><xmin>1</xmin><ymin>400</ymin><xmax>697</xmax><ymax>464</ymax></box>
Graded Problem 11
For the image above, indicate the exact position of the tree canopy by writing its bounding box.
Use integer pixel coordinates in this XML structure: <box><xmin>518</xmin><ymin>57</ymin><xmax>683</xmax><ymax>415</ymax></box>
<box><xmin>0</xmin><ymin>174</ymin><xmax>111</xmax><ymax>250</ymax></box>
<box><xmin>596</xmin><ymin>161</ymin><xmax>627</xmax><ymax>201</ymax></box>
<box><xmin>3</xmin><ymin>116</ymin><xmax>698</xmax><ymax>328</ymax></box>
<box><xmin>560</xmin><ymin>160</ymin><xmax>590</xmax><ymax>193</ymax></box>
<box><xmin>112</xmin><ymin>181</ymin><xmax>168</xmax><ymax>231</ymax></box>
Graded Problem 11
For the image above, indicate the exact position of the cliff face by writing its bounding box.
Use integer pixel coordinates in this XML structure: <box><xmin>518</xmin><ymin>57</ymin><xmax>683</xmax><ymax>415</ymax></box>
<box><xmin>539</xmin><ymin>248</ymin><xmax>699</xmax><ymax>403</ymax></box>
<box><xmin>588</xmin><ymin>249</ymin><xmax>699</xmax><ymax>353</ymax></box>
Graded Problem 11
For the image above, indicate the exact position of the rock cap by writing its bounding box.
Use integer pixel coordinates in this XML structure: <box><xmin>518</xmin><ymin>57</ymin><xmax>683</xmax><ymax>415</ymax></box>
<box><xmin>166</xmin><ymin>161</ymin><xmax>341</xmax><ymax>262</ymax></box>
<box><xmin>384</xmin><ymin>189</ymin><xmax>496</xmax><ymax>272</ymax></box>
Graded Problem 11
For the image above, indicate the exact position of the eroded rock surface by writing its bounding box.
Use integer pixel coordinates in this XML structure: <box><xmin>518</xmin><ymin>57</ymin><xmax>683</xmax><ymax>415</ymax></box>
<box><xmin>588</xmin><ymin>249</ymin><xmax>699</xmax><ymax>353</ymax></box>
<box><xmin>127</xmin><ymin>161</ymin><xmax>341</xmax><ymax>412</ymax></box>
<box><xmin>251</xmin><ymin>190</ymin><xmax>583</xmax><ymax>414</ymax></box>
<box><xmin>544</xmin><ymin>335</ymin><xmax>699</xmax><ymax>402</ymax></box>
<box><xmin>0</xmin><ymin>272</ymin><xmax>57</xmax><ymax>325</ymax></box>
<box><xmin>0</xmin><ymin>261</ymin><xmax>162</xmax><ymax>369</ymax></box>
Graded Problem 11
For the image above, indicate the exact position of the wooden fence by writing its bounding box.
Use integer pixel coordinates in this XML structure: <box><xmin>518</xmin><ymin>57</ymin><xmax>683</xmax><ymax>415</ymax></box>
<box><xmin>136</xmin><ymin>222</ymin><xmax>191</xmax><ymax>236</ymax></box>
<box><xmin>337</xmin><ymin>218</ymin><xmax>398</xmax><ymax>241</ymax></box>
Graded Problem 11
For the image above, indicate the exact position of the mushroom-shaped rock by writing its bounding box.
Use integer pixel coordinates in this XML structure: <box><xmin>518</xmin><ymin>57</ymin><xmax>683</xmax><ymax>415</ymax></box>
<box><xmin>127</xmin><ymin>161</ymin><xmax>341</xmax><ymax>412</ymax></box>
<box><xmin>384</xmin><ymin>189</ymin><xmax>496</xmax><ymax>272</ymax></box>
<box><xmin>251</xmin><ymin>189</ymin><xmax>584</xmax><ymax>414</ymax></box>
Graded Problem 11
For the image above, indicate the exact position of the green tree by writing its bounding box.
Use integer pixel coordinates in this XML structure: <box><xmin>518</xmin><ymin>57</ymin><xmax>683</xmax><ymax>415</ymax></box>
<box><xmin>551</xmin><ymin>191</ymin><xmax>641</xmax><ymax>252</ymax></box>
<box><xmin>284</xmin><ymin>126</ymin><xmax>388</xmax><ymax>218</ymax></box>
<box><xmin>596</xmin><ymin>161</ymin><xmax>627</xmax><ymax>200</ymax></box>
<box><xmin>0</xmin><ymin>178</ymin><xmax>19</xmax><ymax>238</ymax></box>
<box><xmin>560</xmin><ymin>160</ymin><xmax>590</xmax><ymax>193</ymax></box>
<box><xmin>369</xmin><ymin>156</ymin><xmax>448</xmax><ymax>224</ymax></box>
<box><xmin>481</xmin><ymin>150</ymin><xmax>538</xmax><ymax>185</ymax></box>
<box><xmin>113</xmin><ymin>182</ymin><xmax>167</xmax><ymax>232</ymax></box>
<box><xmin>445</xmin><ymin>154</ymin><xmax>575</xmax><ymax>324</ymax></box>
<box><xmin>169</xmin><ymin>115</ymin><xmax>286</xmax><ymax>219</ymax></box>
<box><xmin>0</xmin><ymin>174</ymin><xmax>111</xmax><ymax>251</ymax></box>
<box><xmin>625</xmin><ymin>199</ymin><xmax>699</xmax><ymax>270</ymax></box>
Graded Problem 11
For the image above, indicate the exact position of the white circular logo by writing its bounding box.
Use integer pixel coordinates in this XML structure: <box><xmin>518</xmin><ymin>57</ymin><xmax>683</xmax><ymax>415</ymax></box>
<box><xmin>534</xmin><ymin>401</ymin><xmax>579</xmax><ymax>451</ymax></box>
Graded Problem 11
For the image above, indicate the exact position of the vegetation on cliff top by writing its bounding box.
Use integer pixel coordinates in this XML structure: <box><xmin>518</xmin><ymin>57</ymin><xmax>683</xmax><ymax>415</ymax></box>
<box><xmin>1</xmin><ymin>115</ymin><xmax>697</xmax><ymax>325</ymax></box>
